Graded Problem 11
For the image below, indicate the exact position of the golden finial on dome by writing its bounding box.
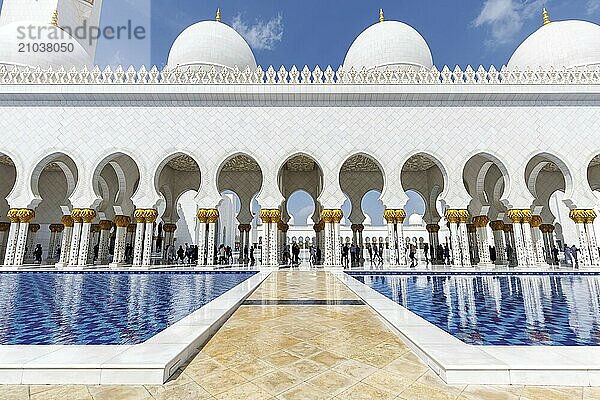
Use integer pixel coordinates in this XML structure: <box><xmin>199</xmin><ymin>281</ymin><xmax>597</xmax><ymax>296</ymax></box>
<box><xmin>542</xmin><ymin>8</ymin><xmax>551</xmax><ymax>25</ymax></box>
<box><xmin>379</xmin><ymin>8</ymin><xmax>384</xmax><ymax>23</ymax></box>
<box><xmin>50</xmin><ymin>9</ymin><xmax>58</xmax><ymax>27</ymax></box>
<box><xmin>216</xmin><ymin>8</ymin><xmax>221</xmax><ymax>22</ymax></box>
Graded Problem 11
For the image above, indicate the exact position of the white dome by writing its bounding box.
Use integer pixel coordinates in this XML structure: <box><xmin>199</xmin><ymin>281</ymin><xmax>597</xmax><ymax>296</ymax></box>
<box><xmin>167</xmin><ymin>21</ymin><xmax>256</xmax><ymax>71</ymax></box>
<box><xmin>344</xmin><ymin>20</ymin><xmax>433</xmax><ymax>71</ymax></box>
<box><xmin>508</xmin><ymin>20</ymin><xmax>600</xmax><ymax>70</ymax></box>
<box><xmin>0</xmin><ymin>22</ymin><xmax>90</xmax><ymax>70</ymax></box>
<box><xmin>408</xmin><ymin>213</ymin><xmax>424</xmax><ymax>226</ymax></box>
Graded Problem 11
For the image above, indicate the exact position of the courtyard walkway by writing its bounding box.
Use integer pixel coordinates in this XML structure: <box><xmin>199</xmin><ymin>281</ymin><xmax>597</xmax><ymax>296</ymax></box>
<box><xmin>0</xmin><ymin>271</ymin><xmax>598</xmax><ymax>399</ymax></box>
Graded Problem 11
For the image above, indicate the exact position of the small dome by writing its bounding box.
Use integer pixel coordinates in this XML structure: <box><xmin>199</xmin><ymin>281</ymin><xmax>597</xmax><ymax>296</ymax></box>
<box><xmin>167</xmin><ymin>20</ymin><xmax>257</xmax><ymax>71</ymax></box>
<box><xmin>408</xmin><ymin>214</ymin><xmax>424</xmax><ymax>226</ymax></box>
<box><xmin>0</xmin><ymin>22</ymin><xmax>90</xmax><ymax>70</ymax></box>
<box><xmin>344</xmin><ymin>20</ymin><xmax>433</xmax><ymax>71</ymax></box>
<box><xmin>508</xmin><ymin>20</ymin><xmax>600</xmax><ymax>70</ymax></box>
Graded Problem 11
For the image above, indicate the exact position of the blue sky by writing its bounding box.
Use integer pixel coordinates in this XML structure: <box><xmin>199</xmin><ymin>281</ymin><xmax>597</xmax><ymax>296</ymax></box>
<box><xmin>146</xmin><ymin>0</ymin><xmax>600</xmax><ymax>69</ymax></box>
<box><xmin>2</xmin><ymin>1</ymin><xmax>599</xmax><ymax>69</ymax></box>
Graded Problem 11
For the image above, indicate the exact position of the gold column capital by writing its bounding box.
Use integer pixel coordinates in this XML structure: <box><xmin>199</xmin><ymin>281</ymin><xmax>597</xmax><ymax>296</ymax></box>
<box><xmin>99</xmin><ymin>220</ymin><xmax>113</xmax><ymax>231</ymax></box>
<box><xmin>394</xmin><ymin>209</ymin><xmax>406</xmax><ymax>224</ymax></box>
<box><xmin>473</xmin><ymin>215</ymin><xmax>490</xmax><ymax>228</ymax></box>
<box><xmin>90</xmin><ymin>224</ymin><xmax>101</xmax><ymax>233</ymax></box>
<box><xmin>539</xmin><ymin>223</ymin><xmax>555</xmax><ymax>233</ymax></box>
<box><xmin>507</xmin><ymin>209</ymin><xmax>531</xmax><ymax>224</ymax></box>
<box><xmin>114</xmin><ymin>215</ymin><xmax>131</xmax><ymax>228</ymax></box>
<box><xmin>383</xmin><ymin>209</ymin><xmax>396</xmax><ymax>224</ymax></box>
<box><xmin>127</xmin><ymin>223</ymin><xmax>137</xmax><ymax>233</ymax></box>
<box><xmin>321</xmin><ymin>209</ymin><xmax>334</xmax><ymax>223</ymax></box>
<box><xmin>80</xmin><ymin>208</ymin><xmax>96</xmax><ymax>224</ymax></box>
<box><xmin>585</xmin><ymin>209</ymin><xmax>597</xmax><ymax>223</ymax></box>
<box><xmin>61</xmin><ymin>215</ymin><xmax>74</xmax><ymax>227</ymax></box>
<box><xmin>0</xmin><ymin>222</ymin><xmax>10</xmax><ymax>231</ymax></box>
<box><xmin>71</xmin><ymin>208</ymin><xmax>83</xmax><ymax>223</ymax></box>
<box><xmin>490</xmin><ymin>220</ymin><xmax>505</xmax><ymax>231</ymax></box>
<box><xmin>143</xmin><ymin>209</ymin><xmax>158</xmax><ymax>224</ymax></box>
<box><xmin>134</xmin><ymin>209</ymin><xmax>146</xmax><ymax>224</ymax></box>
<box><xmin>503</xmin><ymin>224</ymin><xmax>514</xmax><ymax>233</ymax></box>
<box><xmin>467</xmin><ymin>223</ymin><xmax>477</xmax><ymax>234</ymax></box>
<box><xmin>197</xmin><ymin>209</ymin><xmax>208</xmax><ymax>223</ymax></box>
<box><xmin>162</xmin><ymin>222</ymin><xmax>177</xmax><ymax>233</ymax></box>
<box><xmin>332</xmin><ymin>209</ymin><xmax>343</xmax><ymax>223</ymax></box>
<box><xmin>569</xmin><ymin>209</ymin><xmax>588</xmax><ymax>224</ymax></box>
<box><xmin>28</xmin><ymin>223</ymin><xmax>40</xmax><ymax>233</ymax></box>
<box><xmin>206</xmin><ymin>208</ymin><xmax>219</xmax><ymax>223</ymax></box>
<box><xmin>7</xmin><ymin>208</ymin><xmax>20</xmax><ymax>223</ymax></box>
<box><xmin>426</xmin><ymin>223</ymin><xmax>440</xmax><ymax>233</ymax></box>
<box><xmin>530</xmin><ymin>215</ymin><xmax>543</xmax><ymax>228</ymax></box>
<box><xmin>269</xmin><ymin>209</ymin><xmax>282</xmax><ymax>223</ymax></box>
<box><xmin>49</xmin><ymin>223</ymin><xmax>63</xmax><ymax>233</ymax></box>
<box><xmin>18</xmin><ymin>209</ymin><xmax>35</xmax><ymax>224</ymax></box>
<box><xmin>445</xmin><ymin>209</ymin><xmax>468</xmax><ymax>224</ymax></box>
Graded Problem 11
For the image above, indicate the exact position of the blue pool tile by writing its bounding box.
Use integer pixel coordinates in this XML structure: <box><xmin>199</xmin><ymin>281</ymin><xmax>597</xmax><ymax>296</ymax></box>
<box><xmin>349</xmin><ymin>273</ymin><xmax>600</xmax><ymax>346</ymax></box>
<box><xmin>0</xmin><ymin>271</ymin><xmax>255</xmax><ymax>345</ymax></box>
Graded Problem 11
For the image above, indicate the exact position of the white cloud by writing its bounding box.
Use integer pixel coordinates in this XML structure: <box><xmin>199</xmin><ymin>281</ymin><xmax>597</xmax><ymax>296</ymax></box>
<box><xmin>588</xmin><ymin>0</ymin><xmax>600</xmax><ymax>14</ymax></box>
<box><xmin>473</xmin><ymin>0</ymin><xmax>548</xmax><ymax>46</ymax></box>
<box><xmin>231</xmin><ymin>13</ymin><xmax>283</xmax><ymax>51</ymax></box>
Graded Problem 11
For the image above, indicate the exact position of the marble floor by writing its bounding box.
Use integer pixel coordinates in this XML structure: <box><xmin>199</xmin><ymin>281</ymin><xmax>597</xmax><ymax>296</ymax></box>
<box><xmin>1</xmin><ymin>271</ymin><xmax>599</xmax><ymax>399</ymax></box>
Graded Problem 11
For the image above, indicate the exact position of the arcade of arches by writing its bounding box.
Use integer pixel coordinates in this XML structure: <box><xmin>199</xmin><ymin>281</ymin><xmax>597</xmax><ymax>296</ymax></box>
<box><xmin>1</xmin><ymin>152</ymin><xmax>600</xmax><ymax>269</ymax></box>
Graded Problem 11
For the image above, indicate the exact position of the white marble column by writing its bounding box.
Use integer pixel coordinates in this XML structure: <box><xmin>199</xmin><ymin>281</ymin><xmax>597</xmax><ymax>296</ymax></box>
<box><xmin>426</xmin><ymin>224</ymin><xmax>440</xmax><ymax>263</ymax></box>
<box><xmin>490</xmin><ymin>221</ymin><xmax>506</xmax><ymax>264</ymax></box>
<box><xmin>110</xmin><ymin>215</ymin><xmax>130</xmax><ymax>266</ymax></box>
<box><xmin>332</xmin><ymin>210</ymin><xmax>343</xmax><ymax>266</ymax></box>
<box><xmin>458</xmin><ymin>221</ymin><xmax>472</xmax><ymax>267</ymax></box>
<box><xmin>25</xmin><ymin>224</ymin><xmax>40</xmax><ymax>263</ymax></box>
<box><xmin>322</xmin><ymin>210</ymin><xmax>334</xmax><ymax>266</ymax></box>
<box><xmin>260</xmin><ymin>210</ymin><xmax>270</xmax><ymax>265</ymax></box>
<box><xmin>570</xmin><ymin>210</ymin><xmax>591</xmax><ymax>267</ymax></box>
<box><xmin>238</xmin><ymin>224</ymin><xmax>246</xmax><ymax>263</ymax></box>
<box><xmin>269</xmin><ymin>211</ymin><xmax>280</xmax><ymax>266</ymax></box>
<box><xmin>97</xmin><ymin>220</ymin><xmax>112</xmax><ymax>264</ymax></box>
<box><xmin>386</xmin><ymin>221</ymin><xmax>397</xmax><ymax>265</ymax></box>
<box><xmin>530</xmin><ymin>216</ymin><xmax>545</xmax><ymax>265</ymax></box>
<box><xmin>508</xmin><ymin>210</ymin><xmax>528</xmax><ymax>267</ymax></box>
<box><xmin>132</xmin><ymin>209</ymin><xmax>146</xmax><ymax>266</ymax></box>
<box><xmin>77</xmin><ymin>209</ymin><xmax>96</xmax><ymax>266</ymax></box>
<box><xmin>473</xmin><ymin>216</ymin><xmax>491</xmax><ymax>265</ymax></box>
<box><xmin>68</xmin><ymin>210</ymin><xmax>82</xmax><ymax>266</ymax></box>
<box><xmin>206</xmin><ymin>209</ymin><xmax>218</xmax><ymax>265</ymax></box>
<box><xmin>585</xmin><ymin>210</ymin><xmax>600</xmax><ymax>266</ymax></box>
<box><xmin>445</xmin><ymin>210</ymin><xmax>466</xmax><ymax>267</ymax></box>
<box><xmin>12</xmin><ymin>209</ymin><xmax>35</xmax><ymax>266</ymax></box>
<box><xmin>197</xmin><ymin>210</ymin><xmax>208</xmax><ymax>265</ymax></box>
<box><xmin>142</xmin><ymin>210</ymin><xmax>157</xmax><ymax>266</ymax></box>
<box><xmin>396</xmin><ymin>210</ymin><xmax>407</xmax><ymax>265</ymax></box>
<box><xmin>3</xmin><ymin>209</ymin><xmax>20</xmax><ymax>266</ymax></box>
<box><xmin>55</xmin><ymin>215</ymin><xmax>73</xmax><ymax>268</ymax></box>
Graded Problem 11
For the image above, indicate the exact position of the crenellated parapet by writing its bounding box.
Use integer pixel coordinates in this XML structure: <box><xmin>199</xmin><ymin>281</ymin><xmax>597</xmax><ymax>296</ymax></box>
<box><xmin>2</xmin><ymin>64</ymin><xmax>600</xmax><ymax>85</ymax></box>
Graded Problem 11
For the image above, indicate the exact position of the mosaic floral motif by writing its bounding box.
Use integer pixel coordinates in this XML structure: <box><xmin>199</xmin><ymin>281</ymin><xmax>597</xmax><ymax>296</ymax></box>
<box><xmin>352</xmin><ymin>273</ymin><xmax>600</xmax><ymax>346</ymax></box>
<box><xmin>0</xmin><ymin>271</ymin><xmax>255</xmax><ymax>345</ymax></box>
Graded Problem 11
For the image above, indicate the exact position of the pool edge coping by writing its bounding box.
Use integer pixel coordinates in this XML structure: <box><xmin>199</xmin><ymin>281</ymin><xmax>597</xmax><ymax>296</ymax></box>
<box><xmin>333</xmin><ymin>271</ymin><xmax>600</xmax><ymax>387</ymax></box>
<box><xmin>0</xmin><ymin>270</ymin><xmax>272</xmax><ymax>385</ymax></box>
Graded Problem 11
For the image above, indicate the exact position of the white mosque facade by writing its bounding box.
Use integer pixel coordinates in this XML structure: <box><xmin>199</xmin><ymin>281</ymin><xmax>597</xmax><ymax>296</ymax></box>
<box><xmin>1</xmin><ymin>1</ymin><xmax>600</xmax><ymax>268</ymax></box>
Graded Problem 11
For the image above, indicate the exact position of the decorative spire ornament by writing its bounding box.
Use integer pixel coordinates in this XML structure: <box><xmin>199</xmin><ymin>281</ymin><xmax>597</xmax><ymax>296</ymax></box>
<box><xmin>542</xmin><ymin>8</ymin><xmax>551</xmax><ymax>25</ymax></box>
<box><xmin>379</xmin><ymin>8</ymin><xmax>384</xmax><ymax>22</ymax></box>
<box><xmin>216</xmin><ymin>8</ymin><xmax>221</xmax><ymax>22</ymax></box>
<box><xmin>51</xmin><ymin>9</ymin><xmax>59</xmax><ymax>27</ymax></box>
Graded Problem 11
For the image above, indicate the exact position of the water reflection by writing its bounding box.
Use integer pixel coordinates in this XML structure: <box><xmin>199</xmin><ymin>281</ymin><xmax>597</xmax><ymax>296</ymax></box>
<box><xmin>0</xmin><ymin>272</ymin><xmax>254</xmax><ymax>345</ymax></box>
<box><xmin>356</xmin><ymin>274</ymin><xmax>600</xmax><ymax>346</ymax></box>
